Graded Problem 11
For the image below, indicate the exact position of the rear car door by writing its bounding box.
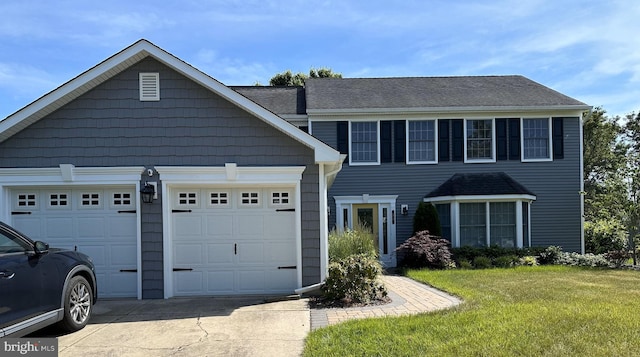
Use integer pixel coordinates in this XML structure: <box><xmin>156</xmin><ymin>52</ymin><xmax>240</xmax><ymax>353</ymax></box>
<box><xmin>0</xmin><ymin>228</ymin><xmax>61</xmax><ymax>329</ymax></box>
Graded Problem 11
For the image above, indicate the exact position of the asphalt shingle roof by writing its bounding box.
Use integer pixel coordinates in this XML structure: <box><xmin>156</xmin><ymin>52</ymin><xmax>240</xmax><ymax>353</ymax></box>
<box><xmin>305</xmin><ymin>76</ymin><xmax>588</xmax><ymax>110</ymax></box>
<box><xmin>425</xmin><ymin>172</ymin><xmax>536</xmax><ymax>198</ymax></box>
<box><xmin>232</xmin><ymin>86</ymin><xmax>306</xmax><ymax>115</ymax></box>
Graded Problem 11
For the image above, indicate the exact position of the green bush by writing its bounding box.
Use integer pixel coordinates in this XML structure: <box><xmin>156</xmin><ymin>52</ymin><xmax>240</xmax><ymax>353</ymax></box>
<box><xmin>555</xmin><ymin>252</ymin><xmax>609</xmax><ymax>267</ymax></box>
<box><xmin>518</xmin><ymin>256</ymin><xmax>539</xmax><ymax>266</ymax></box>
<box><xmin>472</xmin><ymin>256</ymin><xmax>492</xmax><ymax>269</ymax></box>
<box><xmin>413</xmin><ymin>202</ymin><xmax>442</xmax><ymax>236</ymax></box>
<box><xmin>322</xmin><ymin>254</ymin><xmax>387</xmax><ymax>304</ymax></box>
<box><xmin>494</xmin><ymin>255</ymin><xmax>518</xmax><ymax>268</ymax></box>
<box><xmin>396</xmin><ymin>230</ymin><xmax>453</xmax><ymax>269</ymax></box>
<box><xmin>328</xmin><ymin>222</ymin><xmax>377</xmax><ymax>262</ymax></box>
<box><xmin>451</xmin><ymin>246</ymin><xmax>545</xmax><ymax>268</ymax></box>
<box><xmin>537</xmin><ymin>246</ymin><xmax>562</xmax><ymax>265</ymax></box>
<box><xmin>458</xmin><ymin>260</ymin><xmax>473</xmax><ymax>269</ymax></box>
<box><xmin>585</xmin><ymin>219</ymin><xmax>627</xmax><ymax>254</ymax></box>
<box><xmin>604</xmin><ymin>249</ymin><xmax>631</xmax><ymax>268</ymax></box>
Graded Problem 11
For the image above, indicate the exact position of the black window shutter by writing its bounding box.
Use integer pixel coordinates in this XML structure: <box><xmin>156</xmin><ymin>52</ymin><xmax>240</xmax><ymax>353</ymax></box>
<box><xmin>552</xmin><ymin>117</ymin><xmax>564</xmax><ymax>159</ymax></box>
<box><xmin>393</xmin><ymin>120</ymin><xmax>406</xmax><ymax>162</ymax></box>
<box><xmin>496</xmin><ymin>119</ymin><xmax>508</xmax><ymax>160</ymax></box>
<box><xmin>438</xmin><ymin>120</ymin><xmax>450</xmax><ymax>161</ymax></box>
<box><xmin>336</xmin><ymin>121</ymin><xmax>348</xmax><ymax>155</ymax></box>
<box><xmin>380</xmin><ymin>121</ymin><xmax>392</xmax><ymax>163</ymax></box>
<box><xmin>508</xmin><ymin>118</ymin><xmax>521</xmax><ymax>160</ymax></box>
<box><xmin>451</xmin><ymin>119</ymin><xmax>463</xmax><ymax>161</ymax></box>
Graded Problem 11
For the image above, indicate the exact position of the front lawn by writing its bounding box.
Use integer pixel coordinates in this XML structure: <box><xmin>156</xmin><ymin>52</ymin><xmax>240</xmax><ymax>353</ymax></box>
<box><xmin>303</xmin><ymin>266</ymin><xmax>640</xmax><ymax>356</ymax></box>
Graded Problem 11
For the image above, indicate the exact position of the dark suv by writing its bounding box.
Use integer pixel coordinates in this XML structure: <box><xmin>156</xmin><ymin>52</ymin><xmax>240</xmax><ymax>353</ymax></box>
<box><xmin>0</xmin><ymin>221</ymin><xmax>97</xmax><ymax>337</ymax></box>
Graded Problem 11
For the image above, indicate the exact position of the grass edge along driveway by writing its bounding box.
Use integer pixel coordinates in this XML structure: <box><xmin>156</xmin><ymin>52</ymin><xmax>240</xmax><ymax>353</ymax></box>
<box><xmin>303</xmin><ymin>266</ymin><xmax>640</xmax><ymax>357</ymax></box>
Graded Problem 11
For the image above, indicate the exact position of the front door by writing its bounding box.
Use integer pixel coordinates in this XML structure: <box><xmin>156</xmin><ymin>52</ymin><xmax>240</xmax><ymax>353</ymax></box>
<box><xmin>351</xmin><ymin>203</ymin><xmax>394</xmax><ymax>266</ymax></box>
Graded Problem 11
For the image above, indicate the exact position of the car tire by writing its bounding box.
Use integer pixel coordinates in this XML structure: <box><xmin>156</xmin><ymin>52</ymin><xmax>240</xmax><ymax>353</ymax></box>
<box><xmin>58</xmin><ymin>275</ymin><xmax>93</xmax><ymax>332</ymax></box>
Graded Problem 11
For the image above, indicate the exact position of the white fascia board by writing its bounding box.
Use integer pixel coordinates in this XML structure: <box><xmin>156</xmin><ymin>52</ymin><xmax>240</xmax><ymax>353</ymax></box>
<box><xmin>0</xmin><ymin>166</ymin><xmax>145</xmax><ymax>185</ymax></box>
<box><xmin>307</xmin><ymin>106</ymin><xmax>591</xmax><ymax>119</ymax></box>
<box><xmin>155</xmin><ymin>165</ymin><xmax>305</xmax><ymax>185</ymax></box>
<box><xmin>424</xmin><ymin>194</ymin><xmax>537</xmax><ymax>203</ymax></box>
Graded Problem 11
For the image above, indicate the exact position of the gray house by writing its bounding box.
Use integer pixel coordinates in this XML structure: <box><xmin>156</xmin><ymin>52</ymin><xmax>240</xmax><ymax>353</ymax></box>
<box><xmin>239</xmin><ymin>76</ymin><xmax>590</xmax><ymax>267</ymax></box>
<box><xmin>0</xmin><ymin>40</ymin><xmax>590</xmax><ymax>299</ymax></box>
<box><xmin>0</xmin><ymin>40</ymin><xmax>344</xmax><ymax>299</ymax></box>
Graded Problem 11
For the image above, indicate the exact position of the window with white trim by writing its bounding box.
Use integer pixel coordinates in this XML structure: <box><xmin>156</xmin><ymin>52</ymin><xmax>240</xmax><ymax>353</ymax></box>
<box><xmin>271</xmin><ymin>191</ymin><xmax>290</xmax><ymax>205</ymax></box>
<box><xmin>178</xmin><ymin>192</ymin><xmax>198</xmax><ymax>206</ymax></box>
<box><xmin>240</xmin><ymin>192</ymin><xmax>260</xmax><ymax>206</ymax></box>
<box><xmin>48</xmin><ymin>193</ymin><xmax>70</xmax><ymax>208</ymax></box>
<box><xmin>489</xmin><ymin>202</ymin><xmax>516</xmax><ymax>247</ymax></box>
<box><xmin>16</xmin><ymin>193</ymin><xmax>37</xmax><ymax>208</ymax></box>
<box><xmin>459</xmin><ymin>203</ymin><xmax>487</xmax><ymax>246</ymax></box>
<box><xmin>80</xmin><ymin>193</ymin><xmax>101</xmax><ymax>207</ymax></box>
<box><xmin>408</xmin><ymin>120</ymin><xmax>437</xmax><ymax>163</ymax></box>
<box><xmin>209</xmin><ymin>192</ymin><xmax>229</xmax><ymax>206</ymax></box>
<box><xmin>465</xmin><ymin>119</ymin><xmax>494</xmax><ymax>161</ymax></box>
<box><xmin>522</xmin><ymin>118</ymin><xmax>551</xmax><ymax>161</ymax></box>
<box><xmin>350</xmin><ymin>121</ymin><xmax>379</xmax><ymax>164</ymax></box>
<box><xmin>113</xmin><ymin>192</ymin><xmax>132</xmax><ymax>206</ymax></box>
<box><xmin>458</xmin><ymin>202</ymin><xmax>517</xmax><ymax>247</ymax></box>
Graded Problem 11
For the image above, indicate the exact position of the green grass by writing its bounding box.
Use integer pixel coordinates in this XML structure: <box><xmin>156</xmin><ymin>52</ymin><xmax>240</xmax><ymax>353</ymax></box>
<box><xmin>303</xmin><ymin>266</ymin><xmax>640</xmax><ymax>357</ymax></box>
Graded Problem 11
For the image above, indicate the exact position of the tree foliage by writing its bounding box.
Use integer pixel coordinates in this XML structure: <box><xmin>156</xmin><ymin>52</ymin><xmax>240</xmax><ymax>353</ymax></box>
<box><xmin>412</xmin><ymin>202</ymin><xmax>442</xmax><ymax>236</ymax></box>
<box><xmin>268</xmin><ymin>67</ymin><xmax>342</xmax><ymax>86</ymax></box>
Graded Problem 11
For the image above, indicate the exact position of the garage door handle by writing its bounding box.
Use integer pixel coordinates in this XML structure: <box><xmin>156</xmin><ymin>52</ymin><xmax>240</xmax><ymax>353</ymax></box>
<box><xmin>120</xmin><ymin>269</ymin><xmax>137</xmax><ymax>272</ymax></box>
<box><xmin>277</xmin><ymin>266</ymin><xmax>296</xmax><ymax>270</ymax></box>
<box><xmin>118</xmin><ymin>210</ymin><xmax>137</xmax><ymax>214</ymax></box>
<box><xmin>173</xmin><ymin>268</ymin><xmax>193</xmax><ymax>272</ymax></box>
<box><xmin>276</xmin><ymin>208</ymin><xmax>295</xmax><ymax>212</ymax></box>
<box><xmin>11</xmin><ymin>211</ymin><xmax>31</xmax><ymax>215</ymax></box>
<box><xmin>0</xmin><ymin>271</ymin><xmax>15</xmax><ymax>279</ymax></box>
<box><xmin>172</xmin><ymin>209</ymin><xmax>192</xmax><ymax>213</ymax></box>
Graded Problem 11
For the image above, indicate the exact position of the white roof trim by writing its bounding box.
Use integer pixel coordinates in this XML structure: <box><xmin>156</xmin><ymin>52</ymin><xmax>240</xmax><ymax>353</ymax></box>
<box><xmin>0</xmin><ymin>39</ymin><xmax>340</xmax><ymax>164</ymax></box>
<box><xmin>307</xmin><ymin>105</ymin><xmax>591</xmax><ymax>116</ymax></box>
<box><xmin>424</xmin><ymin>194</ymin><xmax>537</xmax><ymax>203</ymax></box>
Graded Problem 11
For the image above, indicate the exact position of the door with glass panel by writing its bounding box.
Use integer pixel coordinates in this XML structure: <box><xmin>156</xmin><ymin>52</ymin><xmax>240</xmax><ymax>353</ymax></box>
<box><xmin>351</xmin><ymin>203</ymin><xmax>394</xmax><ymax>266</ymax></box>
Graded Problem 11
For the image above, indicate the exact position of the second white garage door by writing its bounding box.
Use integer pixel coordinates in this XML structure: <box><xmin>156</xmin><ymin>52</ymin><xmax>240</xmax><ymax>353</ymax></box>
<box><xmin>171</xmin><ymin>187</ymin><xmax>297</xmax><ymax>296</ymax></box>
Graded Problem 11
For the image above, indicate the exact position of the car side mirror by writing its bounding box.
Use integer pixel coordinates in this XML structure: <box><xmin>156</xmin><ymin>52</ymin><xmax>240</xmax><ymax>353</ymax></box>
<box><xmin>34</xmin><ymin>241</ymin><xmax>49</xmax><ymax>255</ymax></box>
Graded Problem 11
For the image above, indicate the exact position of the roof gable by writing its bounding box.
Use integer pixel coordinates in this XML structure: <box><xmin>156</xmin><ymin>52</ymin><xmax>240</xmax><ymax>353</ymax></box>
<box><xmin>305</xmin><ymin>76</ymin><xmax>590</xmax><ymax>114</ymax></box>
<box><xmin>0</xmin><ymin>40</ymin><xmax>340</xmax><ymax>163</ymax></box>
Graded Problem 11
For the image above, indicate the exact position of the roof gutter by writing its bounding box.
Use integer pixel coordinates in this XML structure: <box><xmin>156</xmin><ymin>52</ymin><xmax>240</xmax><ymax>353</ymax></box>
<box><xmin>307</xmin><ymin>105</ymin><xmax>592</xmax><ymax>116</ymax></box>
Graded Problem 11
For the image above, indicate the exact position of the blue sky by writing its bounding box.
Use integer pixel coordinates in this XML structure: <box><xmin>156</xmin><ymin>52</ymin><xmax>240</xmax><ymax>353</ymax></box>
<box><xmin>1</xmin><ymin>0</ymin><xmax>638</xmax><ymax>120</ymax></box>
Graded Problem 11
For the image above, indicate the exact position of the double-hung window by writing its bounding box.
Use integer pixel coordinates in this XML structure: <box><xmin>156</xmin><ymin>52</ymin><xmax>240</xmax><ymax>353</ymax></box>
<box><xmin>407</xmin><ymin>120</ymin><xmax>437</xmax><ymax>163</ymax></box>
<box><xmin>350</xmin><ymin>121</ymin><xmax>379</xmax><ymax>165</ymax></box>
<box><xmin>458</xmin><ymin>202</ymin><xmax>517</xmax><ymax>248</ymax></box>
<box><xmin>522</xmin><ymin>118</ymin><xmax>552</xmax><ymax>161</ymax></box>
<box><xmin>465</xmin><ymin>119</ymin><xmax>494</xmax><ymax>162</ymax></box>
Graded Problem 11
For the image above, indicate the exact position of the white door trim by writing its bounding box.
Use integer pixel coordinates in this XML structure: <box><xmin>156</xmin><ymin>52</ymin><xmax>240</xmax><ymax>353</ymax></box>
<box><xmin>333</xmin><ymin>194</ymin><xmax>398</xmax><ymax>267</ymax></box>
<box><xmin>0</xmin><ymin>165</ymin><xmax>145</xmax><ymax>299</ymax></box>
<box><xmin>157</xmin><ymin>164</ymin><xmax>305</xmax><ymax>298</ymax></box>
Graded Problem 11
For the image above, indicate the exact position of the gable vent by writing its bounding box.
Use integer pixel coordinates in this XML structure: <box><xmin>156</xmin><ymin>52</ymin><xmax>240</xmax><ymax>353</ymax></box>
<box><xmin>139</xmin><ymin>73</ymin><xmax>160</xmax><ymax>101</ymax></box>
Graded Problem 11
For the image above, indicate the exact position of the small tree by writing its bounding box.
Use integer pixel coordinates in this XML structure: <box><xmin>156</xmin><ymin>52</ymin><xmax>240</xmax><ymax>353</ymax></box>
<box><xmin>413</xmin><ymin>202</ymin><xmax>442</xmax><ymax>236</ymax></box>
<box><xmin>268</xmin><ymin>67</ymin><xmax>342</xmax><ymax>86</ymax></box>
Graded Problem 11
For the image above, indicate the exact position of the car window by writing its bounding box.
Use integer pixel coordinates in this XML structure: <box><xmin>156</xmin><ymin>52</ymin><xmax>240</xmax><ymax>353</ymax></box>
<box><xmin>0</xmin><ymin>230</ymin><xmax>28</xmax><ymax>254</ymax></box>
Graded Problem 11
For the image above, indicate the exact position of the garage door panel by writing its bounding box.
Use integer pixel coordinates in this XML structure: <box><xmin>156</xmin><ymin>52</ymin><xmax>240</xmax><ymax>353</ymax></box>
<box><xmin>80</xmin><ymin>245</ymin><xmax>107</xmax><ymax>267</ymax></box>
<box><xmin>108</xmin><ymin>216</ymin><xmax>136</xmax><ymax>238</ymax></box>
<box><xmin>235</xmin><ymin>215</ymin><xmax>265</xmax><ymax>236</ymax></box>
<box><xmin>45</xmin><ymin>217</ymin><xmax>74</xmax><ymax>238</ymax></box>
<box><xmin>207</xmin><ymin>244</ymin><xmax>234</xmax><ymax>264</ymax></box>
<box><xmin>109</xmin><ymin>273</ymin><xmax>137</xmax><ymax>297</ymax></box>
<box><xmin>207</xmin><ymin>271</ymin><xmax>234</xmax><ymax>294</ymax></box>
<box><xmin>237</xmin><ymin>243</ymin><xmax>264</xmax><ymax>264</ymax></box>
<box><xmin>206</xmin><ymin>215</ymin><xmax>233</xmax><ymax>236</ymax></box>
<box><xmin>173</xmin><ymin>215</ymin><xmax>203</xmax><ymax>237</ymax></box>
<box><xmin>175</xmin><ymin>271</ymin><xmax>204</xmax><ymax>295</ymax></box>
<box><xmin>12</xmin><ymin>217</ymin><xmax>43</xmax><ymax>240</ymax></box>
<box><xmin>76</xmin><ymin>217</ymin><xmax>106</xmax><ymax>239</ymax></box>
<box><xmin>174</xmin><ymin>244</ymin><xmax>204</xmax><ymax>265</ymax></box>
<box><xmin>172</xmin><ymin>187</ymin><xmax>297</xmax><ymax>296</ymax></box>
<box><xmin>111</xmin><ymin>244</ymin><xmax>137</xmax><ymax>266</ymax></box>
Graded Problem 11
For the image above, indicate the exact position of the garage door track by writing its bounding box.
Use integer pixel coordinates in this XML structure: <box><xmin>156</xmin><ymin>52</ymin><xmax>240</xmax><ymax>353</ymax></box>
<box><xmin>53</xmin><ymin>296</ymin><xmax>309</xmax><ymax>357</ymax></box>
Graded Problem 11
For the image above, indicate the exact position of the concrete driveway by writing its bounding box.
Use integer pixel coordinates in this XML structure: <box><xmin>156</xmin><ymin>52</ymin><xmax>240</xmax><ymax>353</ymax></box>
<box><xmin>38</xmin><ymin>296</ymin><xmax>310</xmax><ymax>357</ymax></box>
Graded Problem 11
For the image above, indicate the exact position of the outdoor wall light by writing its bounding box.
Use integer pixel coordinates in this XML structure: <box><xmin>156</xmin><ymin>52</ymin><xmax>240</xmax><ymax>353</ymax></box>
<box><xmin>401</xmin><ymin>204</ymin><xmax>409</xmax><ymax>216</ymax></box>
<box><xmin>140</xmin><ymin>182</ymin><xmax>156</xmax><ymax>204</ymax></box>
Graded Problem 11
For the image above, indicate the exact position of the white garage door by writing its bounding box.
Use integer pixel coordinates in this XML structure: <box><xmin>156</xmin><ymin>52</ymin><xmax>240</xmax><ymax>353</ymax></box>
<box><xmin>171</xmin><ymin>187</ymin><xmax>297</xmax><ymax>296</ymax></box>
<box><xmin>10</xmin><ymin>187</ymin><xmax>138</xmax><ymax>298</ymax></box>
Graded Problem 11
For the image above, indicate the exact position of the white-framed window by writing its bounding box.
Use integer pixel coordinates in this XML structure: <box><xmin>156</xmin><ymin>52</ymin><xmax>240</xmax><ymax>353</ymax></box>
<box><xmin>79</xmin><ymin>192</ymin><xmax>102</xmax><ymax>208</ymax></box>
<box><xmin>48</xmin><ymin>192</ymin><xmax>70</xmax><ymax>209</ymax></box>
<box><xmin>349</xmin><ymin>121</ymin><xmax>379</xmax><ymax>165</ymax></box>
<box><xmin>112</xmin><ymin>192</ymin><xmax>133</xmax><ymax>206</ymax></box>
<box><xmin>240</xmin><ymin>191</ymin><xmax>260</xmax><ymax>206</ymax></box>
<box><xmin>16</xmin><ymin>193</ymin><xmax>37</xmax><ymax>208</ymax></box>
<box><xmin>208</xmin><ymin>192</ymin><xmax>229</xmax><ymax>207</ymax></box>
<box><xmin>177</xmin><ymin>192</ymin><xmax>198</xmax><ymax>206</ymax></box>
<box><xmin>521</xmin><ymin>117</ymin><xmax>552</xmax><ymax>161</ymax></box>
<box><xmin>139</xmin><ymin>72</ymin><xmax>160</xmax><ymax>101</ymax></box>
<box><xmin>271</xmin><ymin>191</ymin><xmax>291</xmax><ymax>205</ymax></box>
<box><xmin>464</xmin><ymin>119</ymin><xmax>495</xmax><ymax>162</ymax></box>
<box><xmin>407</xmin><ymin>120</ymin><xmax>437</xmax><ymax>164</ymax></box>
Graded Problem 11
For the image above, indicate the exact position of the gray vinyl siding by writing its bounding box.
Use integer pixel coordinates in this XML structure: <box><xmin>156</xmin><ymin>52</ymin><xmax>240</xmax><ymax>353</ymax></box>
<box><xmin>0</xmin><ymin>57</ymin><xmax>322</xmax><ymax>296</ymax></box>
<box><xmin>313</xmin><ymin>118</ymin><xmax>582</xmax><ymax>252</ymax></box>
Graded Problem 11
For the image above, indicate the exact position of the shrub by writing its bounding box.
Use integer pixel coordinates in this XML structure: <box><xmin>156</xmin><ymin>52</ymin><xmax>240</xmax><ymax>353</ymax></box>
<box><xmin>472</xmin><ymin>256</ymin><xmax>492</xmax><ymax>269</ymax></box>
<box><xmin>412</xmin><ymin>202</ymin><xmax>442</xmax><ymax>236</ymax></box>
<box><xmin>604</xmin><ymin>250</ymin><xmax>631</xmax><ymax>268</ymax></box>
<box><xmin>538</xmin><ymin>246</ymin><xmax>563</xmax><ymax>265</ymax></box>
<box><xmin>518</xmin><ymin>256</ymin><xmax>539</xmax><ymax>266</ymax></box>
<box><xmin>328</xmin><ymin>222</ymin><xmax>377</xmax><ymax>262</ymax></box>
<box><xmin>322</xmin><ymin>254</ymin><xmax>387</xmax><ymax>304</ymax></box>
<box><xmin>494</xmin><ymin>255</ymin><xmax>518</xmax><ymax>268</ymax></box>
<box><xmin>585</xmin><ymin>219</ymin><xmax>627</xmax><ymax>254</ymax></box>
<box><xmin>556</xmin><ymin>252</ymin><xmax>609</xmax><ymax>267</ymax></box>
<box><xmin>396</xmin><ymin>230</ymin><xmax>453</xmax><ymax>269</ymax></box>
<box><xmin>458</xmin><ymin>260</ymin><xmax>473</xmax><ymax>269</ymax></box>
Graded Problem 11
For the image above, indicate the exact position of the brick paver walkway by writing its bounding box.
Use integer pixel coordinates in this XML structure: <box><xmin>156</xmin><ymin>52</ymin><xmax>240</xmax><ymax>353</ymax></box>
<box><xmin>310</xmin><ymin>275</ymin><xmax>462</xmax><ymax>329</ymax></box>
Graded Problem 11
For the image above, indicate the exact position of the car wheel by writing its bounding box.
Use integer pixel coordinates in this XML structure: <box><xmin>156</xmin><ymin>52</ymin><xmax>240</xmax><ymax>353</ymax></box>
<box><xmin>58</xmin><ymin>275</ymin><xmax>92</xmax><ymax>332</ymax></box>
